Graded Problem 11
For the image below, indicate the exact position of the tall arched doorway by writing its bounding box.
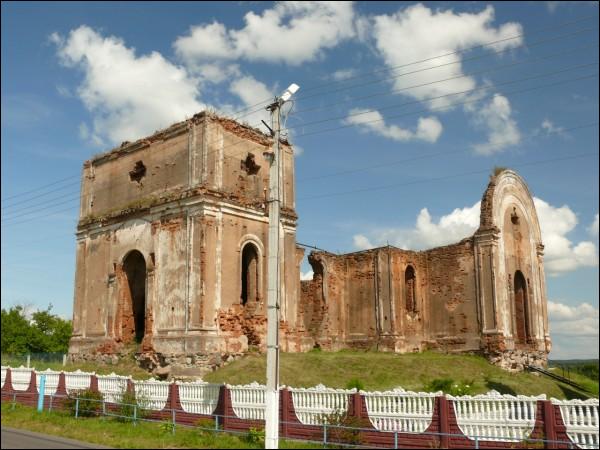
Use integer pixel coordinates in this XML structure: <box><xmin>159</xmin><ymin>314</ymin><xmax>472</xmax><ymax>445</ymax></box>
<box><xmin>405</xmin><ymin>265</ymin><xmax>417</xmax><ymax>313</ymax></box>
<box><xmin>514</xmin><ymin>270</ymin><xmax>529</xmax><ymax>344</ymax></box>
<box><xmin>241</xmin><ymin>243</ymin><xmax>259</xmax><ymax>306</ymax></box>
<box><xmin>123</xmin><ymin>250</ymin><xmax>146</xmax><ymax>343</ymax></box>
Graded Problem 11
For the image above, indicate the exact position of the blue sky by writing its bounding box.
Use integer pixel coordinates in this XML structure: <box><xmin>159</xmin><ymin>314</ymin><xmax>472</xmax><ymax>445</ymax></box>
<box><xmin>1</xmin><ymin>1</ymin><xmax>598</xmax><ymax>359</ymax></box>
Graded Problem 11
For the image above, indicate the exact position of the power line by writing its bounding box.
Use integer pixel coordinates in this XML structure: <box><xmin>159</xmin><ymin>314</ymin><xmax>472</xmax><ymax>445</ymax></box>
<box><xmin>297</xmin><ymin>122</ymin><xmax>599</xmax><ymax>182</ymax></box>
<box><xmin>297</xmin><ymin>152</ymin><xmax>599</xmax><ymax>201</ymax></box>
<box><xmin>3</xmin><ymin>17</ymin><xmax>596</xmax><ymax>205</ymax></box>
<box><xmin>2</xmin><ymin>65</ymin><xmax>598</xmax><ymax>222</ymax></box>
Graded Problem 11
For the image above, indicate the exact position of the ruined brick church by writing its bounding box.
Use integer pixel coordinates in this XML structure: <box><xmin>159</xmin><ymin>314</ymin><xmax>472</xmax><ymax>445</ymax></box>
<box><xmin>69</xmin><ymin>111</ymin><xmax>551</xmax><ymax>372</ymax></box>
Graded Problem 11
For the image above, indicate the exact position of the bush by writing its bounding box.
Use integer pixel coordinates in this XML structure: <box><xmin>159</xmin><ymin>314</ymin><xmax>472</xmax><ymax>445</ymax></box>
<box><xmin>245</xmin><ymin>427</ymin><xmax>265</xmax><ymax>446</ymax></box>
<box><xmin>318</xmin><ymin>409</ymin><xmax>370</xmax><ymax>445</ymax></box>
<box><xmin>425</xmin><ymin>378</ymin><xmax>474</xmax><ymax>396</ymax></box>
<box><xmin>116</xmin><ymin>389</ymin><xmax>151</xmax><ymax>422</ymax></box>
<box><xmin>345</xmin><ymin>378</ymin><xmax>365</xmax><ymax>391</ymax></box>
<box><xmin>66</xmin><ymin>389</ymin><xmax>104</xmax><ymax>417</ymax></box>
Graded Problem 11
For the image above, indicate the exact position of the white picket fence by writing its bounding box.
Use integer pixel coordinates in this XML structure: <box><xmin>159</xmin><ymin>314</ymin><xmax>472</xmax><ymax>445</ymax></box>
<box><xmin>97</xmin><ymin>373</ymin><xmax>130</xmax><ymax>403</ymax></box>
<box><xmin>64</xmin><ymin>369</ymin><xmax>93</xmax><ymax>393</ymax></box>
<box><xmin>133</xmin><ymin>379</ymin><xmax>170</xmax><ymax>411</ymax></box>
<box><xmin>2</xmin><ymin>365</ymin><xmax>599</xmax><ymax>449</ymax></box>
<box><xmin>35</xmin><ymin>369</ymin><xmax>61</xmax><ymax>395</ymax></box>
<box><xmin>228</xmin><ymin>382</ymin><xmax>266</xmax><ymax>420</ymax></box>
<box><xmin>448</xmin><ymin>391</ymin><xmax>543</xmax><ymax>442</ymax></box>
<box><xmin>290</xmin><ymin>385</ymin><xmax>354</xmax><ymax>425</ymax></box>
<box><xmin>363</xmin><ymin>388</ymin><xmax>438</xmax><ymax>433</ymax></box>
<box><xmin>10</xmin><ymin>367</ymin><xmax>33</xmax><ymax>391</ymax></box>
<box><xmin>552</xmin><ymin>398</ymin><xmax>599</xmax><ymax>450</ymax></box>
<box><xmin>177</xmin><ymin>381</ymin><xmax>221</xmax><ymax>415</ymax></box>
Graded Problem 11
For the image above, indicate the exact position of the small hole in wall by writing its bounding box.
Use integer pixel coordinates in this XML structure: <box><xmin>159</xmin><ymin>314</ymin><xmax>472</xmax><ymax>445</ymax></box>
<box><xmin>129</xmin><ymin>161</ymin><xmax>146</xmax><ymax>183</ymax></box>
<box><xmin>171</xmin><ymin>307</ymin><xmax>174</xmax><ymax>312</ymax></box>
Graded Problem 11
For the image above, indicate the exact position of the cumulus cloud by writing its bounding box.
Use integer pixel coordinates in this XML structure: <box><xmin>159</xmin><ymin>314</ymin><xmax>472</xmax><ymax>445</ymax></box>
<box><xmin>352</xmin><ymin>197</ymin><xmax>598</xmax><ymax>275</ymax></box>
<box><xmin>370</xmin><ymin>4</ymin><xmax>522</xmax><ymax>109</ymax></box>
<box><xmin>472</xmin><ymin>94</ymin><xmax>520</xmax><ymax>155</ymax></box>
<box><xmin>52</xmin><ymin>26</ymin><xmax>203</xmax><ymax>146</ymax></box>
<box><xmin>353</xmin><ymin>201</ymin><xmax>480</xmax><ymax>250</ymax></box>
<box><xmin>534</xmin><ymin>198</ymin><xmax>598</xmax><ymax>273</ymax></box>
<box><xmin>343</xmin><ymin>108</ymin><xmax>443</xmax><ymax>143</ymax></box>
<box><xmin>589</xmin><ymin>213</ymin><xmax>599</xmax><ymax>237</ymax></box>
<box><xmin>548</xmin><ymin>300</ymin><xmax>599</xmax><ymax>359</ymax></box>
<box><xmin>174</xmin><ymin>2</ymin><xmax>356</xmax><ymax>67</ymax></box>
<box><xmin>301</xmin><ymin>270</ymin><xmax>314</xmax><ymax>281</ymax></box>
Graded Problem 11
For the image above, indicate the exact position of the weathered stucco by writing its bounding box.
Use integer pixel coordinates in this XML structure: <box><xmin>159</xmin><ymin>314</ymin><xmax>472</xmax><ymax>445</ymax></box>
<box><xmin>70</xmin><ymin>112</ymin><xmax>550</xmax><ymax>374</ymax></box>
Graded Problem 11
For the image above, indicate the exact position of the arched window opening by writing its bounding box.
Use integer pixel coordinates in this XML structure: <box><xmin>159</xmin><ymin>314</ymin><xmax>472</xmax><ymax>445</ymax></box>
<box><xmin>241</xmin><ymin>243</ymin><xmax>259</xmax><ymax>306</ymax></box>
<box><xmin>405</xmin><ymin>265</ymin><xmax>417</xmax><ymax>313</ymax></box>
<box><xmin>123</xmin><ymin>250</ymin><xmax>146</xmax><ymax>343</ymax></box>
<box><xmin>514</xmin><ymin>270</ymin><xmax>530</xmax><ymax>344</ymax></box>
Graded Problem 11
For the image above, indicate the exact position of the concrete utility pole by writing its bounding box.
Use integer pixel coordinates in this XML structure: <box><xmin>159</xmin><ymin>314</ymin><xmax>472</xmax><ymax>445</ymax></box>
<box><xmin>265</xmin><ymin>83</ymin><xmax>299</xmax><ymax>450</ymax></box>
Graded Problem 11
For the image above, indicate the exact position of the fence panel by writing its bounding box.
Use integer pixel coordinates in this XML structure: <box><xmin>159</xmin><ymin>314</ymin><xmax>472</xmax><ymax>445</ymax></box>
<box><xmin>133</xmin><ymin>379</ymin><xmax>170</xmax><ymax>411</ymax></box>
<box><xmin>11</xmin><ymin>367</ymin><xmax>34</xmax><ymax>391</ymax></box>
<box><xmin>177</xmin><ymin>381</ymin><xmax>221</xmax><ymax>415</ymax></box>
<box><xmin>448</xmin><ymin>390</ymin><xmax>543</xmax><ymax>442</ymax></box>
<box><xmin>64</xmin><ymin>369</ymin><xmax>93</xmax><ymax>393</ymax></box>
<box><xmin>289</xmin><ymin>384</ymin><xmax>354</xmax><ymax>425</ymax></box>
<box><xmin>35</xmin><ymin>369</ymin><xmax>61</xmax><ymax>395</ymax></box>
<box><xmin>97</xmin><ymin>373</ymin><xmax>130</xmax><ymax>403</ymax></box>
<box><xmin>228</xmin><ymin>382</ymin><xmax>266</xmax><ymax>420</ymax></box>
<box><xmin>552</xmin><ymin>398</ymin><xmax>599</xmax><ymax>449</ymax></box>
<box><xmin>363</xmin><ymin>388</ymin><xmax>438</xmax><ymax>433</ymax></box>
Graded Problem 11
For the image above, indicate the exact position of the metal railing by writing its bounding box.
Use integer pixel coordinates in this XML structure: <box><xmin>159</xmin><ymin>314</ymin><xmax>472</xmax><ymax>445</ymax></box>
<box><xmin>2</xmin><ymin>391</ymin><xmax>587</xmax><ymax>449</ymax></box>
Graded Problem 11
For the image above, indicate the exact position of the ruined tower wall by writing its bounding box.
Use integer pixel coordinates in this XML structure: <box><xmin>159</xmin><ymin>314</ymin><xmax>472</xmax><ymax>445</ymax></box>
<box><xmin>71</xmin><ymin>113</ymin><xmax>299</xmax><ymax>370</ymax></box>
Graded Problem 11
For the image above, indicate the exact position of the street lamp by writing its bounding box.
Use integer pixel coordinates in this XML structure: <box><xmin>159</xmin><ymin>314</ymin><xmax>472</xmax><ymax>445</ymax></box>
<box><xmin>264</xmin><ymin>83</ymin><xmax>299</xmax><ymax>450</ymax></box>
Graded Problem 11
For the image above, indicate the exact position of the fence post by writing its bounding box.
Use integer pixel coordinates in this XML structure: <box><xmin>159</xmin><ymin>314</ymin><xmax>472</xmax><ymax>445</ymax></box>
<box><xmin>26</xmin><ymin>354</ymin><xmax>30</xmax><ymax>368</ymax></box>
<box><xmin>75</xmin><ymin>397</ymin><xmax>80</xmax><ymax>418</ymax></box>
<box><xmin>49</xmin><ymin>394</ymin><xmax>54</xmax><ymax>412</ymax></box>
<box><xmin>133</xmin><ymin>404</ymin><xmax>137</xmax><ymax>425</ymax></box>
<box><xmin>172</xmin><ymin>408</ymin><xmax>176</xmax><ymax>435</ymax></box>
<box><xmin>62</xmin><ymin>354</ymin><xmax>67</xmax><ymax>367</ymax></box>
<box><xmin>394</xmin><ymin>431</ymin><xmax>398</xmax><ymax>449</ymax></box>
<box><xmin>542</xmin><ymin>400</ymin><xmax>558</xmax><ymax>449</ymax></box>
<box><xmin>12</xmin><ymin>393</ymin><xmax>16</xmax><ymax>410</ymax></box>
<box><xmin>323</xmin><ymin>423</ymin><xmax>328</xmax><ymax>446</ymax></box>
<box><xmin>438</xmin><ymin>396</ymin><xmax>450</xmax><ymax>449</ymax></box>
<box><xmin>474</xmin><ymin>436</ymin><xmax>479</xmax><ymax>449</ymax></box>
<box><xmin>37</xmin><ymin>374</ymin><xmax>46</xmax><ymax>412</ymax></box>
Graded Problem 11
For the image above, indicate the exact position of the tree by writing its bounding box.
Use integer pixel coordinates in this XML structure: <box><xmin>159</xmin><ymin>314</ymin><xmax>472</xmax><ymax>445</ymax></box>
<box><xmin>1</xmin><ymin>304</ymin><xmax>72</xmax><ymax>354</ymax></box>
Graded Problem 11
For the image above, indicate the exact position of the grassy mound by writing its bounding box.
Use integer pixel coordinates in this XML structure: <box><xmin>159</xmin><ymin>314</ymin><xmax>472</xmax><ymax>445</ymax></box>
<box><xmin>204</xmin><ymin>350</ymin><xmax>597</xmax><ymax>399</ymax></box>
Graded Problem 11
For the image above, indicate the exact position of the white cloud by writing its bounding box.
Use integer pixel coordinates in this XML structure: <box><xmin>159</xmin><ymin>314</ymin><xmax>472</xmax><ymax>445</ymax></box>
<box><xmin>343</xmin><ymin>108</ymin><xmax>443</xmax><ymax>143</ymax></box>
<box><xmin>589</xmin><ymin>213</ymin><xmax>599</xmax><ymax>237</ymax></box>
<box><xmin>301</xmin><ymin>270</ymin><xmax>314</xmax><ymax>281</ymax></box>
<box><xmin>548</xmin><ymin>300</ymin><xmax>599</xmax><ymax>359</ymax></box>
<box><xmin>534</xmin><ymin>198</ymin><xmax>598</xmax><ymax>274</ymax></box>
<box><xmin>52</xmin><ymin>26</ymin><xmax>204</xmax><ymax>146</ymax></box>
<box><xmin>174</xmin><ymin>2</ymin><xmax>356</xmax><ymax>67</ymax></box>
<box><xmin>331</xmin><ymin>68</ymin><xmax>357</xmax><ymax>81</ymax></box>
<box><xmin>352</xmin><ymin>197</ymin><xmax>598</xmax><ymax>275</ymax></box>
<box><xmin>472</xmin><ymin>94</ymin><xmax>520</xmax><ymax>155</ymax></box>
<box><xmin>353</xmin><ymin>234</ymin><xmax>374</xmax><ymax>250</ymax></box>
<box><xmin>370</xmin><ymin>4</ymin><xmax>522</xmax><ymax>109</ymax></box>
<box><xmin>352</xmin><ymin>201</ymin><xmax>480</xmax><ymax>250</ymax></box>
<box><xmin>548</xmin><ymin>301</ymin><xmax>599</xmax><ymax>336</ymax></box>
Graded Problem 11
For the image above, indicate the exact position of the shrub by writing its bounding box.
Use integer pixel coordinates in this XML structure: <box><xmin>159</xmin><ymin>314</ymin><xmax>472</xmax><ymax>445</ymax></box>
<box><xmin>245</xmin><ymin>426</ymin><xmax>265</xmax><ymax>446</ymax></box>
<box><xmin>116</xmin><ymin>389</ymin><xmax>151</xmax><ymax>422</ymax></box>
<box><xmin>65</xmin><ymin>389</ymin><xmax>103</xmax><ymax>417</ymax></box>
<box><xmin>425</xmin><ymin>378</ymin><xmax>474</xmax><ymax>396</ymax></box>
<box><xmin>318</xmin><ymin>409</ymin><xmax>370</xmax><ymax>445</ymax></box>
<box><xmin>345</xmin><ymin>378</ymin><xmax>365</xmax><ymax>391</ymax></box>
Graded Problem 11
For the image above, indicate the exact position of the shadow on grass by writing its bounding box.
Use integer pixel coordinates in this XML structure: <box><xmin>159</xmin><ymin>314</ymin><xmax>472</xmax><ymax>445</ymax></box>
<box><xmin>485</xmin><ymin>380</ymin><xmax>517</xmax><ymax>395</ymax></box>
<box><xmin>557</xmin><ymin>383</ymin><xmax>590</xmax><ymax>400</ymax></box>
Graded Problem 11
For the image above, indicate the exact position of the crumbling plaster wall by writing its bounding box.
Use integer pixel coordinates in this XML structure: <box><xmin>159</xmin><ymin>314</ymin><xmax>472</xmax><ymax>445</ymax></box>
<box><xmin>71</xmin><ymin>112</ymin><xmax>300</xmax><ymax>368</ymax></box>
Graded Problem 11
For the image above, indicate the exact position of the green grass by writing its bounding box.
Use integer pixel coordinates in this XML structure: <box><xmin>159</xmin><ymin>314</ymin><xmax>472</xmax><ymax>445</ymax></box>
<box><xmin>204</xmin><ymin>350</ymin><xmax>598</xmax><ymax>399</ymax></box>
<box><xmin>0</xmin><ymin>403</ymin><xmax>320</xmax><ymax>449</ymax></box>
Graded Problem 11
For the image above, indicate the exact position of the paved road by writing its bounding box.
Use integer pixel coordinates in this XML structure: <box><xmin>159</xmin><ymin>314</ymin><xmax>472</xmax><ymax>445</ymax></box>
<box><xmin>1</xmin><ymin>427</ymin><xmax>110</xmax><ymax>449</ymax></box>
